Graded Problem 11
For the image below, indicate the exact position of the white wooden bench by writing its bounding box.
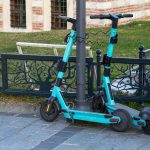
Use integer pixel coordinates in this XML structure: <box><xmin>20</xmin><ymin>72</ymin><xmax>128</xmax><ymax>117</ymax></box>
<box><xmin>16</xmin><ymin>42</ymin><xmax>93</xmax><ymax>57</ymax></box>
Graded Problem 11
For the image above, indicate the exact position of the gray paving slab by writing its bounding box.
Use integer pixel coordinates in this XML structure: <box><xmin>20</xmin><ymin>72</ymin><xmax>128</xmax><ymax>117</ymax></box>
<box><xmin>17</xmin><ymin>113</ymin><xmax>39</xmax><ymax>118</ymax></box>
<box><xmin>64</xmin><ymin>126</ymin><xmax>107</xmax><ymax>146</ymax></box>
<box><xmin>7</xmin><ymin>130</ymin><xmax>57</xmax><ymax>149</ymax></box>
<box><xmin>138</xmin><ymin>142</ymin><xmax>150</xmax><ymax>150</ymax></box>
<box><xmin>9</xmin><ymin>117</ymin><xmax>39</xmax><ymax>128</ymax></box>
<box><xmin>0</xmin><ymin>126</ymin><xmax>21</xmax><ymax>140</ymax></box>
<box><xmin>0</xmin><ymin>115</ymin><xmax>18</xmax><ymax>127</ymax></box>
<box><xmin>54</xmin><ymin>143</ymin><xmax>82</xmax><ymax>150</ymax></box>
<box><xmin>33</xmin><ymin>126</ymin><xmax>84</xmax><ymax>150</ymax></box>
<box><xmin>45</xmin><ymin>136</ymin><xmax>69</xmax><ymax>144</ymax></box>
<box><xmin>0</xmin><ymin>112</ymin><xmax>17</xmax><ymax>116</ymax></box>
<box><xmin>114</xmin><ymin>134</ymin><xmax>150</xmax><ymax>150</ymax></box>
<box><xmin>63</xmin><ymin>125</ymin><xmax>150</xmax><ymax>150</ymax></box>
<box><xmin>32</xmin><ymin>141</ymin><xmax>59</xmax><ymax>150</ymax></box>
<box><xmin>0</xmin><ymin>112</ymin><xmax>150</xmax><ymax>150</ymax></box>
<box><xmin>85</xmin><ymin>132</ymin><xmax>134</xmax><ymax>150</ymax></box>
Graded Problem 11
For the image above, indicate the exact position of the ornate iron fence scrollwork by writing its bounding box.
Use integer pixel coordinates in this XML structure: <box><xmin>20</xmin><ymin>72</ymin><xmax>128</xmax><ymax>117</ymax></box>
<box><xmin>111</xmin><ymin>56</ymin><xmax>150</xmax><ymax>103</ymax></box>
<box><xmin>1</xmin><ymin>54</ymin><xmax>94</xmax><ymax>98</ymax></box>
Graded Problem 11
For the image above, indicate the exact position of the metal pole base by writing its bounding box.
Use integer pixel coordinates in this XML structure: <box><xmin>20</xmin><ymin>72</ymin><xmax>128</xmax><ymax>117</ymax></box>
<box><xmin>75</xmin><ymin>100</ymin><xmax>91</xmax><ymax>112</ymax></box>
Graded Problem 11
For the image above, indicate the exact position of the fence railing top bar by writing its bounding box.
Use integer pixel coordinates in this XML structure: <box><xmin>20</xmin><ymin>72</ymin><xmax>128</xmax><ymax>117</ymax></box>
<box><xmin>5</xmin><ymin>89</ymin><xmax>77</xmax><ymax>98</ymax></box>
<box><xmin>0</xmin><ymin>53</ymin><xmax>93</xmax><ymax>62</ymax></box>
<box><xmin>1</xmin><ymin>53</ymin><xmax>74</xmax><ymax>61</ymax></box>
<box><xmin>16</xmin><ymin>42</ymin><xmax>91</xmax><ymax>50</ymax></box>
<box><xmin>111</xmin><ymin>57</ymin><xmax>150</xmax><ymax>65</ymax></box>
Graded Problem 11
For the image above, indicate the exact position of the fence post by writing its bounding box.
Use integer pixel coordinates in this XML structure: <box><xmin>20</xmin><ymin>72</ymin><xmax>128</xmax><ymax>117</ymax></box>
<box><xmin>1</xmin><ymin>56</ymin><xmax>8</xmax><ymax>91</ymax></box>
<box><xmin>139</xmin><ymin>45</ymin><xmax>145</xmax><ymax>96</ymax></box>
<box><xmin>96</xmin><ymin>49</ymin><xmax>101</xmax><ymax>91</ymax></box>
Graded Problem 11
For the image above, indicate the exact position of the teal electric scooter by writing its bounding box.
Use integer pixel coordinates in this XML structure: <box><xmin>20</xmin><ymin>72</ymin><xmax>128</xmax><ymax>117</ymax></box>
<box><xmin>40</xmin><ymin>14</ymin><xmax>150</xmax><ymax>134</ymax></box>
<box><xmin>90</xmin><ymin>14</ymin><xmax>150</xmax><ymax>134</ymax></box>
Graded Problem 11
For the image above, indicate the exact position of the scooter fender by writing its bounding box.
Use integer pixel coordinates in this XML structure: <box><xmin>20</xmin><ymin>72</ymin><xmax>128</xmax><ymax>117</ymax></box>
<box><xmin>46</xmin><ymin>97</ymin><xmax>61</xmax><ymax>113</ymax></box>
<box><xmin>139</xmin><ymin>107</ymin><xmax>150</xmax><ymax>121</ymax></box>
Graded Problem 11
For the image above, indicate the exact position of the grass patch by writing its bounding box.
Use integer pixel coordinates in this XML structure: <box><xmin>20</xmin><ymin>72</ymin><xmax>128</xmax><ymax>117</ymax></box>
<box><xmin>0</xmin><ymin>21</ymin><xmax>149</xmax><ymax>56</ymax></box>
<box><xmin>0</xmin><ymin>92</ymin><xmax>43</xmax><ymax>105</ymax></box>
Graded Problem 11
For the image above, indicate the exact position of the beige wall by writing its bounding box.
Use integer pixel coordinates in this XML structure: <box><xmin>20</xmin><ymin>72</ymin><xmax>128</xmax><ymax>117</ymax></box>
<box><xmin>86</xmin><ymin>0</ymin><xmax>150</xmax><ymax>27</ymax></box>
<box><xmin>0</xmin><ymin>0</ymin><xmax>3</xmax><ymax>31</ymax></box>
<box><xmin>0</xmin><ymin>0</ymin><xmax>51</xmax><ymax>32</ymax></box>
<box><xmin>32</xmin><ymin>0</ymin><xmax>50</xmax><ymax>32</ymax></box>
<box><xmin>67</xmin><ymin>0</ymin><xmax>74</xmax><ymax>29</ymax></box>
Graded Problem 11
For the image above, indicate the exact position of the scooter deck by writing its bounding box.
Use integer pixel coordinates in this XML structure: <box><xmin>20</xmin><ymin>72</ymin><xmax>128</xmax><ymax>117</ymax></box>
<box><xmin>63</xmin><ymin>109</ymin><xmax>120</xmax><ymax>124</ymax></box>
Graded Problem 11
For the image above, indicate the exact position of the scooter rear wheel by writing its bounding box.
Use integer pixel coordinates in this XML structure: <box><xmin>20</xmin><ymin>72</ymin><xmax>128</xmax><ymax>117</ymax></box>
<box><xmin>92</xmin><ymin>95</ymin><xmax>106</xmax><ymax>113</ymax></box>
<box><xmin>40</xmin><ymin>100</ymin><xmax>59</xmax><ymax>122</ymax></box>
<box><xmin>111</xmin><ymin>109</ymin><xmax>132</xmax><ymax>132</ymax></box>
<box><xmin>142</xmin><ymin>121</ymin><xmax>150</xmax><ymax>135</ymax></box>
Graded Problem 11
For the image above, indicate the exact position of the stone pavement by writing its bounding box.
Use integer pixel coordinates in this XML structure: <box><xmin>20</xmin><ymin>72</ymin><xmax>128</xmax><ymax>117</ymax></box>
<box><xmin>0</xmin><ymin>112</ymin><xmax>150</xmax><ymax>150</ymax></box>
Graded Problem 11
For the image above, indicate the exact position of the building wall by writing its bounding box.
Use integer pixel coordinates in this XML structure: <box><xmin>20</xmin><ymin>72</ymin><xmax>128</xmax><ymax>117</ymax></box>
<box><xmin>0</xmin><ymin>0</ymin><xmax>51</xmax><ymax>32</ymax></box>
<box><xmin>70</xmin><ymin>0</ymin><xmax>150</xmax><ymax>27</ymax></box>
<box><xmin>0</xmin><ymin>0</ymin><xmax>3</xmax><ymax>30</ymax></box>
<box><xmin>32</xmin><ymin>0</ymin><xmax>50</xmax><ymax>32</ymax></box>
<box><xmin>86</xmin><ymin>0</ymin><xmax>150</xmax><ymax>27</ymax></box>
<box><xmin>0</xmin><ymin>0</ymin><xmax>149</xmax><ymax>32</ymax></box>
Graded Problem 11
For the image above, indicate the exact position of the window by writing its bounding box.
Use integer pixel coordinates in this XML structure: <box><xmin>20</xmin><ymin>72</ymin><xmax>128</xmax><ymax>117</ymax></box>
<box><xmin>10</xmin><ymin>0</ymin><xmax>26</xmax><ymax>28</ymax></box>
<box><xmin>51</xmin><ymin>0</ymin><xmax>67</xmax><ymax>29</ymax></box>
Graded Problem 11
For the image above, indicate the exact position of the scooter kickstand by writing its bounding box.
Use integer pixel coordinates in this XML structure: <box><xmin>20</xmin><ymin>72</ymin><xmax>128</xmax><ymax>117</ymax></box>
<box><xmin>69</xmin><ymin>112</ymin><xmax>75</xmax><ymax>124</ymax></box>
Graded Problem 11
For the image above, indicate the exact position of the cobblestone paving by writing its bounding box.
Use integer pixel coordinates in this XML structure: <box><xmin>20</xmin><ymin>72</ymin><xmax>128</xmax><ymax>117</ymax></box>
<box><xmin>0</xmin><ymin>112</ymin><xmax>150</xmax><ymax>150</ymax></box>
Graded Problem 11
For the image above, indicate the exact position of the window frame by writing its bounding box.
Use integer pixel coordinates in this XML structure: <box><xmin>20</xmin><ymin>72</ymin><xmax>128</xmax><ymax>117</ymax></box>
<box><xmin>51</xmin><ymin>0</ymin><xmax>67</xmax><ymax>29</ymax></box>
<box><xmin>10</xmin><ymin>0</ymin><xmax>26</xmax><ymax>28</ymax></box>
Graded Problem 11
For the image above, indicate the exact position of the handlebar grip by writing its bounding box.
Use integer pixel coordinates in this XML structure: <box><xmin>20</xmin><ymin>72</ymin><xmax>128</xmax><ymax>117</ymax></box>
<box><xmin>57</xmin><ymin>16</ymin><xmax>70</xmax><ymax>20</ymax></box>
<box><xmin>57</xmin><ymin>16</ymin><xmax>76</xmax><ymax>28</ymax></box>
<box><xmin>90</xmin><ymin>15</ymin><xmax>100</xmax><ymax>19</ymax></box>
<box><xmin>90</xmin><ymin>14</ymin><xmax>111</xmax><ymax>19</ymax></box>
<box><xmin>99</xmin><ymin>14</ymin><xmax>111</xmax><ymax>19</ymax></box>
<box><xmin>122</xmin><ymin>14</ymin><xmax>133</xmax><ymax>18</ymax></box>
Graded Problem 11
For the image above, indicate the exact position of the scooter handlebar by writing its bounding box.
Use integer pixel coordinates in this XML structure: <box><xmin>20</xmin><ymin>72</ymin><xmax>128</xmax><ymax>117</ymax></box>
<box><xmin>90</xmin><ymin>14</ymin><xmax>133</xmax><ymax>20</ymax></box>
<box><xmin>57</xmin><ymin>16</ymin><xmax>76</xmax><ymax>25</ymax></box>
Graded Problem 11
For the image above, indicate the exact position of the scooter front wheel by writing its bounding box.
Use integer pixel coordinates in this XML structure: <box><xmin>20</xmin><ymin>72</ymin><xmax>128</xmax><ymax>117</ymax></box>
<box><xmin>40</xmin><ymin>100</ymin><xmax>59</xmax><ymax>122</ymax></box>
<box><xmin>142</xmin><ymin>121</ymin><xmax>150</xmax><ymax>135</ymax></box>
<box><xmin>111</xmin><ymin>109</ymin><xmax>132</xmax><ymax>132</ymax></box>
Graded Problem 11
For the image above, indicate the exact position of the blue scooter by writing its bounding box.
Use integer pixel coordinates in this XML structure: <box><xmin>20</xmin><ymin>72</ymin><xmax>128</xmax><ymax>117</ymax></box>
<box><xmin>40</xmin><ymin>14</ymin><xmax>150</xmax><ymax>134</ymax></box>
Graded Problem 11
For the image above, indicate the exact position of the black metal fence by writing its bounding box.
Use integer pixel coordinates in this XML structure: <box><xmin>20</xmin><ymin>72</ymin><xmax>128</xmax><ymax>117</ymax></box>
<box><xmin>0</xmin><ymin>54</ymin><xmax>94</xmax><ymax>98</ymax></box>
<box><xmin>96</xmin><ymin>46</ymin><xmax>150</xmax><ymax>103</ymax></box>
<box><xmin>0</xmin><ymin>46</ymin><xmax>150</xmax><ymax>103</ymax></box>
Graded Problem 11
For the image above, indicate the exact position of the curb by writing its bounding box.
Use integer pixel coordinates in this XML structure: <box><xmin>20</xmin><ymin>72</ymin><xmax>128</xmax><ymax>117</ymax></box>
<box><xmin>0</xmin><ymin>102</ymin><xmax>40</xmax><ymax>115</ymax></box>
